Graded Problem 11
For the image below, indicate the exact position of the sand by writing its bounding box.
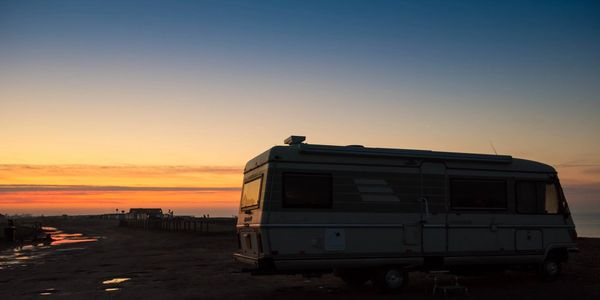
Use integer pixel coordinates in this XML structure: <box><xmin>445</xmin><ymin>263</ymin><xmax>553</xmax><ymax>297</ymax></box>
<box><xmin>0</xmin><ymin>217</ymin><xmax>599</xmax><ymax>299</ymax></box>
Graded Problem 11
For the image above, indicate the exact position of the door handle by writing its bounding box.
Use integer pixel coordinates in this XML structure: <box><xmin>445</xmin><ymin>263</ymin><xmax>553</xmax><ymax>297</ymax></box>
<box><xmin>419</xmin><ymin>197</ymin><xmax>430</xmax><ymax>222</ymax></box>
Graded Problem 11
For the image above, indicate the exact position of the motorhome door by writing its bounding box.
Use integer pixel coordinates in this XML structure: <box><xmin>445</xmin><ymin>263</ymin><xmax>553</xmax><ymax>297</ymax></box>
<box><xmin>420</xmin><ymin>162</ymin><xmax>448</xmax><ymax>254</ymax></box>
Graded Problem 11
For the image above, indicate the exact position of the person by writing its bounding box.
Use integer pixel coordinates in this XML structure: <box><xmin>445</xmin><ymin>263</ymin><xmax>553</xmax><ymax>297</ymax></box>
<box><xmin>5</xmin><ymin>219</ymin><xmax>16</xmax><ymax>242</ymax></box>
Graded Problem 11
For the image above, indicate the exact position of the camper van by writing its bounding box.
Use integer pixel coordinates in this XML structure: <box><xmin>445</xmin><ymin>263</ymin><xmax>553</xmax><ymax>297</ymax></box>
<box><xmin>234</xmin><ymin>136</ymin><xmax>578</xmax><ymax>291</ymax></box>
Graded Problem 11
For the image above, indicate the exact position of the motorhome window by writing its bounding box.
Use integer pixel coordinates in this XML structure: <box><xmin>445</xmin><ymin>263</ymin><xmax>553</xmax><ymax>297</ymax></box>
<box><xmin>450</xmin><ymin>179</ymin><xmax>506</xmax><ymax>210</ymax></box>
<box><xmin>516</xmin><ymin>181</ymin><xmax>560</xmax><ymax>214</ymax></box>
<box><xmin>283</xmin><ymin>173</ymin><xmax>332</xmax><ymax>208</ymax></box>
<box><xmin>545</xmin><ymin>183</ymin><xmax>559</xmax><ymax>214</ymax></box>
<box><xmin>240</xmin><ymin>176</ymin><xmax>262</xmax><ymax>209</ymax></box>
<box><xmin>516</xmin><ymin>181</ymin><xmax>538</xmax><ymax>214</ymax></box>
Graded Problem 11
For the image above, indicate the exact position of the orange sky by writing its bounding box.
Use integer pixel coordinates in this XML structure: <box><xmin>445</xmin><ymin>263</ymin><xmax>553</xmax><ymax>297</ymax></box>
<box><xmin>0</xmin><ymin>165</ymin><xmax>242</xmax><ymax>216</ymax></box>
<box><xmin>0</xmin><ymin>189</ymin><xmax>240</xmax><ymax>217</ymax></box>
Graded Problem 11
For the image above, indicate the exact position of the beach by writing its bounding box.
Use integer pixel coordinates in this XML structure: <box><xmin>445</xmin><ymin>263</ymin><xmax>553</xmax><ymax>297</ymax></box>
<box><xmin>0</xmin><ymin>217</ymin><xmax>599</xmax><ymax>299</ymax></box>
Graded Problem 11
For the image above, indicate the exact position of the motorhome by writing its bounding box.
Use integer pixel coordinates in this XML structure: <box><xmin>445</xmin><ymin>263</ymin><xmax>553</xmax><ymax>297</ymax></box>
<box><xmin>234</xmin><ymin>136</ymin><xmax>578</xmax><ymax>291</ymax></box>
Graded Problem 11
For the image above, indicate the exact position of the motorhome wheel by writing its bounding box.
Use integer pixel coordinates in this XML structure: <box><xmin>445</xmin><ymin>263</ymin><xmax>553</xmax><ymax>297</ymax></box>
<box><xmin>373</xmin><ymin>268</ymin><xmax>408</xmax><ymax>292</ymax></box>
<box><xmin>540</xmin><ymin>258</ymin><xmax>562</xmax><ymax>280</ymax></box>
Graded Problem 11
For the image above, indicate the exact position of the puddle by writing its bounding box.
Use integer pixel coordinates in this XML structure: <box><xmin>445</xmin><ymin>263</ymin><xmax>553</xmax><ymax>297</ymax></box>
<box><xmin>51</xmin><ymin>238</ymin><xmax>98</xmax><ymax>246</ymax></box>
<box><xmin>0</xmin><ymin>226</ymin><xmax>101</xmax><ymax>269</ymax></box>
<box><xmin>102</xmin><ymin>277</ymin><xmax>131</xmax><ymax>285</ymax></box>
<box><xmin>39</xmin><ymin>288</ymin><xmax>57</xmax><ymax>296</ymax></box>
<box><xmin>43</xmin><ymin>227</ymin><xmax>99</xmax><ymax>246</ymax></box>
<box><xmin>102</xmin><ymin>277</ymin><xmax>130</xmax><ymax>292</ymax></box>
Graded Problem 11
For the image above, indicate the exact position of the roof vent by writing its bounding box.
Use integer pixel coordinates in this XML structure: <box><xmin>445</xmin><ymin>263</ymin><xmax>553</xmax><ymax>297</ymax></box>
<box><xmin>284</xmin><ymin>135</ymin><xmax>306</xmax><ymax>145</ymax></box>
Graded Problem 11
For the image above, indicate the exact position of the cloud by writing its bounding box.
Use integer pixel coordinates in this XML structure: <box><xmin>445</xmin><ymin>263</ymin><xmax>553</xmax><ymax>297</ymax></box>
<box><xmin>583</xmin><ymin>166</ymin><xmax>600</xmax><ymax>175</ymax></box>
<box><xmin>0</xmin><ymin>184</ymin><xmax>240</xmax><ymax>192</ymax></box>
<box><xmin>0</xmin><ymin>164</ymin><xmax>242</xmax><ymax>175</ymax></box>
<box><xmin>0</xmin><ymin>164</ymin><xmax>243</xmax><ymax>187</ymax></box>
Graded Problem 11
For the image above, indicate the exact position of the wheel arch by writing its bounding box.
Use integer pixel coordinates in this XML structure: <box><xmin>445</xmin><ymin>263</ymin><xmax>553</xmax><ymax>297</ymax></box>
<box><xmin>544</xmin><ymin>246</ymin><xmax>569</xmax><ymax>262</ymax></box>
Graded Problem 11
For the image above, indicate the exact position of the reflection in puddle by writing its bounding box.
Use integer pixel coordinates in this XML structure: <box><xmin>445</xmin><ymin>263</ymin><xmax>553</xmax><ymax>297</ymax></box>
<box><xmin>0</xmin><ymin>226</ymin><xmax>101</xmax><ymax>269</ymax></box>
<box><xmin>39</xmin><ymin>288</ymin><xmax>57</xmax><ymax>296</ymax></box>
<box><xmin>102</xmin><ymin>277</ymin><xmax>131</xmax><ymax>285</ymax></box>
<box><xmin>105</xmin><ymin>288</ymin><xmax>121</xmax><ymax>292</ymax></box>
<box><xmin>44</xmin><ymin>228</ymin><xmax>99</xmax><ymax>246</ymax></box>
<box><xmin>51</xmin><ymin>238</ymin><xmax>98</xmax><ymax>246</ymax></box>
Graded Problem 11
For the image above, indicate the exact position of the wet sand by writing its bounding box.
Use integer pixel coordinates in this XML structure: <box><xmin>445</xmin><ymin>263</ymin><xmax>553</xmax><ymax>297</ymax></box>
<box><xmin>0</xmin><ymin>217</ymin><xmax>599</xmax><ymax>299</ymax></box>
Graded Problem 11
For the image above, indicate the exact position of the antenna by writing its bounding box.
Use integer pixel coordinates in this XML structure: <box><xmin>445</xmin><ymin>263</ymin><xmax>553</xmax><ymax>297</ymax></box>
<box><xmin>489</xmin><ymin>141</ymin><xmax>498</xmax><ymax>155</ymax></box>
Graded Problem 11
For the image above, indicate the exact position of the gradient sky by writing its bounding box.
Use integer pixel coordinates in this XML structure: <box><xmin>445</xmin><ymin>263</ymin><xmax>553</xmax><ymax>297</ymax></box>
<box><xmin>1</xmin><ymin>0</ymin><xmax>599</xmax><ymax>216</ymax></box>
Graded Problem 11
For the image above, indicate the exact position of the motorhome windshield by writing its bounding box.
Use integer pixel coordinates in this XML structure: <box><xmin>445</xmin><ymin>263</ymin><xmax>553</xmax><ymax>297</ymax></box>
<box><xmin>240</xmin><ymin>176</ymin><xmax>262</xmax><ymax>209</ymax></box>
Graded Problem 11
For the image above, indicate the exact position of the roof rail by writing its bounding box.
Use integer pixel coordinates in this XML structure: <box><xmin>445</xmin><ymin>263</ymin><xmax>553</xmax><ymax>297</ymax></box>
<box><xmin>299</xmin><ymin>144</ymin><xmax>512</xmax><ymax>164</ymax></box>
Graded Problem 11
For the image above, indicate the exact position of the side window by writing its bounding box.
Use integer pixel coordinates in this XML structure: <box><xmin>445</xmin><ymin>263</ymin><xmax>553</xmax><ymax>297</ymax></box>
<box><xmin>545</xmin><ymin>183</ymin><xmax>559</xmax><ymax>214</ymax></box>
<box><xmin>516</xmin><ymin>181</ymin><xmax>560</xmax><ymax>214</ymax></box>
<box><xmin>450</xmin><ymin>179</ymin><xmax>507</xmax><ymax>210</ymax></box>
<box><xmin>283</xmin><ymin>173</ymin><xmax>332</xmax><ymax>208</ymax></box>
<box><xmin>516</xmin><ymin>181</ymin><xmax>538</xmax><ymax>213</ymax></box>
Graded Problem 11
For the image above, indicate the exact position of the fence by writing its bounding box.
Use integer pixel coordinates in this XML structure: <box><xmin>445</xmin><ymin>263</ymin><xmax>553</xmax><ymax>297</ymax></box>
<box><xmin>119</xmin><ymin>217</ymin><xmax>236</xmax><ymax>234</ymax></box>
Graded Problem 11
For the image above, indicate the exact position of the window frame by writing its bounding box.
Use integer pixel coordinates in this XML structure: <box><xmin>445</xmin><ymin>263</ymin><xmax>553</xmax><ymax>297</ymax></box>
<box><xmin>240</xmin><ymin>174</ymin><xmax>263</xmax><ymax>211</ymax></box>
<box><xmin>449</xmin><ymin>178</ymin><xmax>508</xmax><ymax>211</ymax></box>
<box><xmin>282</xmin><ymin>172</ymin><xmax>333</xmax><ymax>209</ymax></box>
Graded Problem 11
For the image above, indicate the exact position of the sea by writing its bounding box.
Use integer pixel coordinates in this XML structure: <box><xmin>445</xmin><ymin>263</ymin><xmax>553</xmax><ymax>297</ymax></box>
<box><xmin>571</xmin><ymin>212</ymin><xmax>600</xmax><ymax>238</ymax></box>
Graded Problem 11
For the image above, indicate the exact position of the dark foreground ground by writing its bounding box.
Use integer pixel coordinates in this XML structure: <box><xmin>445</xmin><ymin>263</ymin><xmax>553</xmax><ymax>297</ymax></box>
<box><xmin>0</xmin><ymin>218</ymin><xmax>599</xmax><ymax>299</ymax></box>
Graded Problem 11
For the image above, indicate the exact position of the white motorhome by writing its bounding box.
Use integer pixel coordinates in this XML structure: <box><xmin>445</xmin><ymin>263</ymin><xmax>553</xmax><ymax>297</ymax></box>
<box><xmin>234</xmin><ymin>136</ymin><xmax>578</xmax><ymax>291</ymax></box>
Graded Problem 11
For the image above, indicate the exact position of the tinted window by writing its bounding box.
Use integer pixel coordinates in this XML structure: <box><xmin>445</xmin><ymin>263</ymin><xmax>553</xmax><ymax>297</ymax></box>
<box><xmin>451</xmin><ymin>179</ymin><xmax>506</xmax><ymax>209</ymax></box>
<box><xmin>283</xmin><ymin>173</ymin><xmax>332</xmax><ymax>208</ymax></box>
<box><xmin>516</xmin><ymin>181</ymin><xmax>561</xmax><ymax>214</ymax></box>
<box><xmin>240</xmin><ymin>176</ymin><xmax>262</xmax><ymax>209</ymax></box>
<box><xmin>516</xmin><ymin>181</ymin><xmax>538</xmax><ymax>213</ymax></box>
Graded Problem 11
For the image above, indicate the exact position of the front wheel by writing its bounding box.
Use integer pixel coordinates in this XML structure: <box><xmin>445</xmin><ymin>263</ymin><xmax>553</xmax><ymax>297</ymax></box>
<box><xmin>539</xmin><ymin>258</ymin><xmax>562</xmax><ymax>281</ymax></box>
<box><xmin>372</xmin><ymin>267</ymin><xmax>408</xmax><ymax>293</ymax></box>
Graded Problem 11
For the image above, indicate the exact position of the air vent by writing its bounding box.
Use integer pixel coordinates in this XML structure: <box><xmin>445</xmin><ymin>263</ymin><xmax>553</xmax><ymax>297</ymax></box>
<box><xmin>284</xmin><ymin>135</ymin><xmax>306</xmax><ymax>145</ymax></box>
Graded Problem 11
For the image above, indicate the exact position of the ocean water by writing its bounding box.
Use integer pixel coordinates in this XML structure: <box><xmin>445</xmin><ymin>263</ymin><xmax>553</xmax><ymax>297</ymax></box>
<box><xmin>571</xmin><ymin>212</ymin><xmax>600</xmax><ymax>238</ymax></box>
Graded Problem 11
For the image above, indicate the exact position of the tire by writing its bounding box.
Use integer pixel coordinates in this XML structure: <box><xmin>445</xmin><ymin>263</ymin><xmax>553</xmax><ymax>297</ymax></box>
<box><xmin>372</xmin><ymin>267</ymin><xmax>408</xmax><ymax>293</ymax></box>
<box><xmin>539</xmin><ymin>258</ymin><xmax>562</xmax><ymax>281</ymax></box>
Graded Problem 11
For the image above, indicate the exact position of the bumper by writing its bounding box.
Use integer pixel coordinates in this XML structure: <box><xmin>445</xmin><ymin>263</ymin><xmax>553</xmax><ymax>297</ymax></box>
<box><xmin>233</xmin><ymin>253</ymin><xmax>277</xmax><ymax>274</ymax></box>
<box><xmin>233</xmin><ymin>253</ymin><xmax>260</xmax><ymax>266</ymax></box>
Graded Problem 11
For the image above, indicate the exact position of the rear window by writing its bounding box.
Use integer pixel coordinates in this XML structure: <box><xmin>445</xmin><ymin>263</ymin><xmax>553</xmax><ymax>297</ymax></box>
<box><xmin>283</xmin><ymin>173</ymin><xmax>332</xmax><ymax>208</ymax></box>
<box><xmin>450</xmin><ymin>179</ymin><xmax>507</xmax><ymax>210</ymax></box>
<box><xmin>240</xmin><ymin>176</ymin><xmax>263</xmax><ymax>209</ymax></box>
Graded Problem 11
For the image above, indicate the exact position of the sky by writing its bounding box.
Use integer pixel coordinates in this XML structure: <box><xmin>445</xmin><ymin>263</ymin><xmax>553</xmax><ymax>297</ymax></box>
<box><xmin>1</xmin><ymin>0</ymin><xmax>599</xmax><ymax>216</ymax></box>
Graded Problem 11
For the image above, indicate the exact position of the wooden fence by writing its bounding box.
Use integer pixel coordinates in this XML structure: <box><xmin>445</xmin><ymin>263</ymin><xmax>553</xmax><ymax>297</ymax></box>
<box><xmin>119</xmin><ymin>217</ymin><xmax>236</xmax><ymax>234</ymax></box>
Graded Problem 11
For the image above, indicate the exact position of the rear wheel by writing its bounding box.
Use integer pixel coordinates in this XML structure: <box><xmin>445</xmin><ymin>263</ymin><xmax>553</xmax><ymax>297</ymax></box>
<box><xmin>372</xmin><ymin>267</ymin><xmax>408</xmax><ymax>293</ymax></box>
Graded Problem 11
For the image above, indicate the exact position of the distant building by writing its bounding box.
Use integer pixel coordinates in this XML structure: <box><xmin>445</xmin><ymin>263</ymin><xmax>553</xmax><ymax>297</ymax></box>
<box><xmin>128</xmin><ymin>208</ymin><xmax>163</xmax><ymax>220</ymax></box>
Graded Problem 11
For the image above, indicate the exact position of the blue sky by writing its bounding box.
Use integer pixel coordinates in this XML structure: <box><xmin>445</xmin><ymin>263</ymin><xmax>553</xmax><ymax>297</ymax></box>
<box><xmin>1</xmin><ymin>0</ymin><xmax>599</xmax><ymax>214</ymax></box>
